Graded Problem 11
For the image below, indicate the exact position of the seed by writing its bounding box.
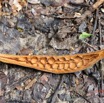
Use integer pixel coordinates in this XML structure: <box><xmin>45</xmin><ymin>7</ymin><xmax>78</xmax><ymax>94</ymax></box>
<box><xmin>59</xmin><ymin>64</ymin><xmax>64</xmax><ymax>69</ymax></box>
<box><xmin>52</xmin><ymin>64</ymin><xmax>58</xmax><ymax>69</ymax></box>
<box><xmin>74</xmin><ymin>56</ymin><xmax>82</xmax><ymax>63</ymax></box>
<box><xmin>69</xmin><ymin>62</ymin><xmax>76</xmax><ymax>69</ymax></box>
<box><xmin>40</xmin><ymin>58</ymin><xmax>47</xmax><ymax>64</ymax></box>
<box><xmin>64</xmin><ymin>63</ymin><xmax>69</xmax><ymax>70</ymax></box>
<box><xmin>77</xmin><ymin>61</ymin><xmax>83</xmax><ymax>67</ymax></box>
<box><xmin>59</xmin><ymin>57</ymin><xmax>65</xmax><ymax>61</ymax></box>
<box><xmin>38</xmin><ymin>63</ymin><xmax>44</xmax><ymax>68</ymax></box>
<box><xmin>28</xmin><ymin>58</ymin><xmax>31</xmax><ymax>61</ymax></box>
<box><xmin>18</xmin><ymin>57</ymin><xmax>26</xmax><ymax>62</ymax></box>
<box><xmin>33</xmin><ymin>63</ymin><xmax>38</xmax><ymax>67</ymax></box>
<box><xmin>48</xmin><ymin>57</ymin><xmax>55</xmax><ymax>64</ymax></box>
<box><xmin>45</xmin><ymin>63</ymin><xmax>52</xmax><ymax>70</ymax></box>
<box><xmin>65</xmin><ymin>56</ymin><xmax>70</xmax><ymax>60</ymax></box>
<box><xmin>31</xmin><ymin>57</ymin><xmax>38</xmax><ymax>63</ymax></box>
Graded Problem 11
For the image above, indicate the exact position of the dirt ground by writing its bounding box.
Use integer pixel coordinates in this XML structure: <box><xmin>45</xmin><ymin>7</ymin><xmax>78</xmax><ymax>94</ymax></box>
<box><xmin>0</xmin><ymin>0</ymin><xmax>104</xmax><ymax>103</ymax></box>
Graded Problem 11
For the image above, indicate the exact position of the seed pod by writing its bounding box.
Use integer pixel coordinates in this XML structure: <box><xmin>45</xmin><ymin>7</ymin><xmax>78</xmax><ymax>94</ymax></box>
<box><xmin>0</xmin><ymin>49</ymin><xmax>103</xmax><ymax>74</ymax></box>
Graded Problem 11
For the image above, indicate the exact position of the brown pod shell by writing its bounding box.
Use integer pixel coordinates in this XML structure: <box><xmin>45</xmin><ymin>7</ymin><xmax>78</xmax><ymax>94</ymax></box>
<box><xmin>83</xmin><ymin>59</ymin><xmax>89</xmax><ymax>66</ymax></box>
<box><xmin>0</xmin><ymin>49</ymin><xmax>103</xmax><ymax>74</ymax></box>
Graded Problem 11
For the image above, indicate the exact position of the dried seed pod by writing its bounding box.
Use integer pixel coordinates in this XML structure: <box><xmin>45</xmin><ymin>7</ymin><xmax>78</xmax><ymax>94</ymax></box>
<box><xmin>0</xmin><ymin>49</ymin><xmax>103</xmax><ymax>74</ymax></box>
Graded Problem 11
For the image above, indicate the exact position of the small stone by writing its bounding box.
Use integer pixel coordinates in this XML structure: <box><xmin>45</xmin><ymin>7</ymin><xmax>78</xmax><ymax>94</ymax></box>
<box><xmin>70</xmin><ymin>0</ymin><xmax>84</xmax><ymax>4</ymax></box>
<box><xmin>101</xmin><ymin>8</ymin><xmax>104</xmax><ymax>13</ymax></box>
<box><xmin>27</xmin><ymin>0</ymin><xmax>40</xmax><ymax>4</ymax></box>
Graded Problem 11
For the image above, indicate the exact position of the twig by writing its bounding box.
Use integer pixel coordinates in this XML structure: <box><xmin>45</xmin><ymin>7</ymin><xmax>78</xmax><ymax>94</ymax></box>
<box><xmin>73</xmin><ymin>91</ymin><xmax>91</xmax><ymax>103</ymax></box>
<box><xmin>98</xmin><ymin>16</ymin><xmax>104</xmax><ymax>97</ymax></box>
<box><xmin>82</xmin><ymin>40</ymin><xmax>98</xmax><ymax>51</ymax></box>
<box><xmin>93</xmin><ymin>0</ymin><xmax>104</xmax><ymax>9</ymax></box>
<box><xmin>91</xmin><ymin>9</ymin><xmax>99</xmax><ymax>45</ymax></box>
<box><xmin>47</xmin><ymin>75</ymin><xmax>65</xmax><ymax>103</ymax></box>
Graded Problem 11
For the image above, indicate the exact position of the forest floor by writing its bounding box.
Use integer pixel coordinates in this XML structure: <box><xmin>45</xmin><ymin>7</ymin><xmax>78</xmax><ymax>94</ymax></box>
<box><xmin>0</xmin><ymin>0</ymin><xmax>104</xmax><ymax>103</ymax></box>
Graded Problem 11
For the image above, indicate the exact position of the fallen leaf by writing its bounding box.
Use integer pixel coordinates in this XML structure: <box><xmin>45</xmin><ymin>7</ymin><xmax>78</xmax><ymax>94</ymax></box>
<box><xmin>27</xmin><ymin>0</ymin><xmax>40</xmax><ymax>4</ymax></box>
<box><xmin>79</xmin><ymin>32</ymin><xmax>92</xmax><ymax>40</ymax></box>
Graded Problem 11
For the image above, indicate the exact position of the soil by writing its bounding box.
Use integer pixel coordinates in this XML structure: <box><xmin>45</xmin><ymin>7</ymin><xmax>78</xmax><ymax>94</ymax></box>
<box><xmin>0</xmin><ymin>0</ymin><xmax>104</xmax><ymax>103</ymax></box>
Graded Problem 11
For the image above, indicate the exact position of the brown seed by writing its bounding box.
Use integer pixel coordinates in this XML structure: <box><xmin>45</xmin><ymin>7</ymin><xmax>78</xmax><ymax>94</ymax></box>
<box><xmin>38</xmin><ymin>63</ymin><xmax>44</xmax><ymax>68</ymax></box>
<box><xmin>31</xmin><ymin>57</ymin><xmax>38</xmax><ymax>63</ymax></box>
<box><xmin>83</xmin><ymin>59</ymin><xmax>89</xmax><ymax>66</ymax></box>
<box><xmin>48</xmin><ymin>57</ymin><xmax>55</xmax><ymax>64</ymax></box>
<box><xmin>28</xmin><ymin>58</ymin><xmax>31</xmax><ymax>61</ymax></box>
<box><xmin>64</xmin><ymin>63</ymin><xmax>69</xmax><ymax>70</ymax></box>
<box><xmin>77</xmin><ymin>61</ymin><xmax>83</xmax><ymax>67</ymax></box>
<box><xmin>74</xmin><ymin>56</ymin><xmax>82</xmax><ymax>63</ymax></box>
<box><xmin>45</xmin><ymin>63</ymin><xmax>52</xmax><ymax>70</ymax></box>
<box><xmin>59</xmin><ymin>57</ymin><xmax>65</xmax><ymax>61</ymax></box>
<box><xmin>65</xmin><ymin>56</ymin><xmax>70</xmax><ymax>60</ymax></box>
<box><xmin>52</xmin><ymin>64</ymin><xmax>58</xmax><ymax>69</ymax></box>
<box><xmin>40</xmin><ymin>58</ymin><xmax>47</xmax><ymax>64</ymax></box>
<box><xmin>59</xmin><ymin>64</ymin><xmax>64</xmax><ymax>69</ymax></box>
<box><xmin>18</xmin><ymin>57</ymin><xmax>26</xmax><ymax>62</ymax></box>
<box><xmin>33</xmin><ymin>63</ymin><xmax>38</xmax><ymax>67</ymax></box>
<box><xmin>69</xmin><ymin>62</ymin><xmax>76</xmax><ymax>69</ymax></box>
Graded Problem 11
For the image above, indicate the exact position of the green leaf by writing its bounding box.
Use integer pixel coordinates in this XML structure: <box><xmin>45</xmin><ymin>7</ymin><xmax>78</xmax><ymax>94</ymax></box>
<box><xmin>79</xmin><ymin>32</ymin><xmax>92</xmax><ymax>40</ymax></box>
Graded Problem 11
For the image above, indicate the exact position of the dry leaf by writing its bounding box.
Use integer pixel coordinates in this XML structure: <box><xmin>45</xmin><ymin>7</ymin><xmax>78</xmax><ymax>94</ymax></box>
<box><xmin>27</xmin><ymin>0</ymin><xmax>40</xmax><ymax>4</ymax></box>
